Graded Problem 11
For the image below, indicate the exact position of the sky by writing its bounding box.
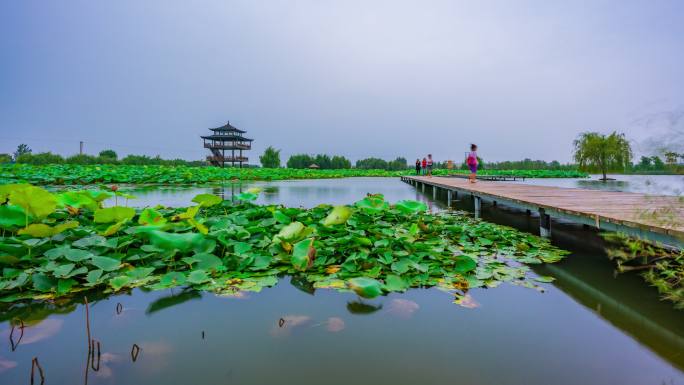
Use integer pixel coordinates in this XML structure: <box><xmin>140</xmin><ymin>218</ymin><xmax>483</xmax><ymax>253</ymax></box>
<box><xmin>2</xmin><ymin>0</ymin><xmax>684</xmax><ymax>164</ymax></box>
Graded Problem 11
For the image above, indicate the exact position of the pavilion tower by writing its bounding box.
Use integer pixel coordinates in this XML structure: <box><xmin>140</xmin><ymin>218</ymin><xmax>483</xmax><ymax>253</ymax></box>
<box><xmin>201</xmin><ymin>121</ymin><xmax>253</xmax><ymax>168</ymax></box>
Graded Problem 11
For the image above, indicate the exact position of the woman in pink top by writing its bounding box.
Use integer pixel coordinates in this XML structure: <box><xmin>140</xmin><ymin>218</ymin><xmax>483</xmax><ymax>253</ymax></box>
<box><xmin>466</xmin><ymin>144</ymin><xmax>478</xmax><ymax>183</ymax></box>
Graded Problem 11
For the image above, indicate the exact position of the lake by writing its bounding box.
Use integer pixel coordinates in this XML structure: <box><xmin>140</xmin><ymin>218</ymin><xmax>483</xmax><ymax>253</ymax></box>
<box><xmin>2</xmin><ymin>176</ymin><xmax>683</xmax><ymax>385</ymax></box>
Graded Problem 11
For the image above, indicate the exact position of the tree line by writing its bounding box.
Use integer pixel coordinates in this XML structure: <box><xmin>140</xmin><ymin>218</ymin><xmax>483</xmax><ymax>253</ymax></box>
<box><xmin>3</xmin><ymin>145</ymin><xmax>204</xmax><ymax>166</ymax></box>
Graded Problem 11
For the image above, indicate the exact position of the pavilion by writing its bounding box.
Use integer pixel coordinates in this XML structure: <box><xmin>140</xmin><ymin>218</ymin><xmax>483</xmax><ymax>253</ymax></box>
<box><xmin>201</xmin><ymin>121</ymin><xmax>253</xmax><ymax>168</ymax></box>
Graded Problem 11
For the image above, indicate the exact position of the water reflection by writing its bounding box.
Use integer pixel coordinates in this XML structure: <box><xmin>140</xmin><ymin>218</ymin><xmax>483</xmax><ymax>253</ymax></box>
<box><xmin>346</xmin><ymin>300</ymin><xmax>383</xmax><ymax>315</ymax></box>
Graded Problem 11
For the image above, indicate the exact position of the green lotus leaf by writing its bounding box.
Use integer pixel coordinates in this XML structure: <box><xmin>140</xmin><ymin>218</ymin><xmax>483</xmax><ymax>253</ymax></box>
<box><xmin>64</xmin><ymin>248</ymin><xmax>93</xmax><ymax>262</ymax></box>
<box><xmin>126</xmin><ymin>267</ymin><xmax>155</xmax><ymax>280</ymax></box>
<box><xmin>0</xmin><ymin>205</ymin><xmax>30</xmax><ymax>228</ymax></box>
<box><xmin>57</xmin><ymin>279</ymin><xmax>77</xmax><ymax>295</ymax></box>
<box><xmin>90</xmin><ymin>256</ymin><xmax>122</xmax><ymax>272</ymax></box>
<box><xmin>138</xmin><ymin>208</ymin><xmax>167</xmax><ymax>226</ymax></box>
<box><xmin>394</xmin><ymin>200</ymin><xmax>428</xmax><ymax>214</ymax></box>
<box><xmin>9</xmin><ymin>185</ymin><xmax>57</xmax><ymax>219</ymax></box>
<box><xmin>18</xmin><ymin>221</ymin><xmax>79</xmax><ymax>238</ymax></box>
<box><xmin>52</xmin><ymin>263</ymin><xmax>75</xmax><ymax>278</ymax></box>
<box><xmin>148</xmin><ymin>231</ymin><xmax>215</xmax><ymax>253</ymax></box>
<box><xmin>322</xmin><ymin>206</ymin><xmax>352</xmax><ymax>226</ymax></box>
<box><xmin>94</xmin><ymin>206</ymin><xmax>136</xmax><ymax>224</ymax></box>
<box><xmin>100</xmin><ymin>220</ymin><xmax>127</xmax><ymax>237</ymax></box>
<box><xmin>273</xmin><ymin>210</ymin><xmax>291</xmax><ymax>224</ymax></box>
<box><xmin>109</xmin><ymin>275</ymin><xmax>132</xmax><ymax>291</ymax></box>
<box><xmin>191</xmin><ymin>194</ymin><xmax>222</xmax><ymax>207</ymax></box>
<box><xmin>57</xmin><ymin>191</ymin><xmax>99</xmax><ymax>211</ymax></box>
<box><xmin>159</xmin><ymin>271</ymin><xmax>187</xmax><ymax>287</ymax></box>
<box><xmin>84</xmin><ymin>190</ymin><xmax>114</xmax><ymax>202</ymax></box>
<box><xmin>354</xmin><ymin>195</ymin><xmax>389</xmax><ymax>214</ymax></box>
<box><xmin>194</xmin><ymin>253</ymin><xmax>223</xmax><ymax>271</ymax></box>
<box><xmin>383</xmin><ymin>274</ymin><xmax>409</xmax><ymax>292</ymax></box>
<box><xmin>172</xmin><ymin>205</ymin><xmax>200</xmax><ymax>221</ymax></box>
<box><xmin>187</xmin><ymin>269</ymin><xmax>210</xmax><ymax>284</ymax></box>
<box><xmin>273</xmin><ymin>221</ymin><xmax>308</xmax><ymax>243</ymax></box>
<box><xmin>292</xmin><ymin>238</ymin><xmax>314</xmax><ymax>271</ymax></box>
<box><xmin>453</xmin><ymin>255</ymin><xmax>477</xmax><ymax>273</ymax></box>
<box><xmin>348</xmin><ymin>277</ymin><xmax>383</xmax><ymax>298</ymax></box>
<box><xmin>86</xmin><ymin>269</ymin><xmax>104</xmax><ymax>285</ymax></box>
<box><xmin>32</xmin><ymin>273</ymin><xmax>56</xmax><ymax>292</ymax></box>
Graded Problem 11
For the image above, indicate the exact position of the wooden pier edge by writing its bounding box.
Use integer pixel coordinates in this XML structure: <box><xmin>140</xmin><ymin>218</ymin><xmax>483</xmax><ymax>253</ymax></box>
<box><xmin>401</xmin><ymin>176</ymin><xmax>684</xmax><ymax>249</ymax></box>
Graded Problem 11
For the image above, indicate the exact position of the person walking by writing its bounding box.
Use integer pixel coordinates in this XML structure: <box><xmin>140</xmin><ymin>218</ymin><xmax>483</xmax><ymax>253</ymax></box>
<box><xmin>415</xmin><ymin>159</ymin><xmax>421</xmax><ymax>175</ymax></box>
<box><xmin>426</xmin><ymin>154</ymin><xmax>434</xmax><ymax>177</ymax></box>
<box><xmin>421</xmin><ymin>157</ymin><xmax>427</xmax><ymax>175</ymax></box>
<box><xmin>466</xmin><ymin>144</ymin><xmax>478</xmax><ymax>183</ymax></box>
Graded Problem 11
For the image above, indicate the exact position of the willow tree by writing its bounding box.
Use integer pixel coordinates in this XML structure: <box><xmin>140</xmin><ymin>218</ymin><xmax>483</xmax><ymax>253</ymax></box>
<box><xmin>259</xmin><ymin>146</ymin><xmax>281</xmax><ymax>168</ymax></box>
<box><xmin>573</xmin><ymin>131</ymin><xmax>632</xmax><ymax>181</ymax></box>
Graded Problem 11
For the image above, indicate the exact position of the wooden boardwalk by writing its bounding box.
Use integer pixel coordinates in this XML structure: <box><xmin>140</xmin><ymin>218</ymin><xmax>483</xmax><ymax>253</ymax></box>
<box><xmin>402</xmin><ymin>176</ymin><xmax>684</xmax><ymax>248</ymax></box>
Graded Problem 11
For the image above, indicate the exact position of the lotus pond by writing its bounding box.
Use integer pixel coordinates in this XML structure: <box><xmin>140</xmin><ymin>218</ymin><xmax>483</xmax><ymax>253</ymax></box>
<box><xmin>0</xmin><ymin>178</ymin><xmax>682</xmax><ymax>385</ymax></box>
<box><xmin>0</xmin><ymin>164</ymin><xmax>588</xmax><ymax>185</ymax></box>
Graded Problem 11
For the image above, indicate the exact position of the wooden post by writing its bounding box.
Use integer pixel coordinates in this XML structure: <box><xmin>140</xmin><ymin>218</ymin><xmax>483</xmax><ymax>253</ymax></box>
<box><xmin>539</xmin><ymin>208</ymin><xmax>551</xmax><ymax>238</ymax></box>
<box><xmin>433</xmin><ymin>186</ymin><xmax>437</xmax><ymax>200</ymax></box>
<box><xmin>421</xmin><ymin>183</ymin><xmax>425</xmax><ymax>193</ymax></box>
<box><xmin>474</xmin><ymin>196</ymin><xmax>481</xmax><ymax>218</ymax></box>
<box><xmin>447</xmin><ymin>190</ymin><xmax>452</xmax><ymax>207</ymax></box>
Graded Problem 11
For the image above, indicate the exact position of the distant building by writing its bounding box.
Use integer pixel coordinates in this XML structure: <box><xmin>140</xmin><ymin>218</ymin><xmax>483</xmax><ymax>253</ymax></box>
<box><xmin>201</xmin><ymin>121</ymin><xmax>253</xmax><ymax>168</ymax></box>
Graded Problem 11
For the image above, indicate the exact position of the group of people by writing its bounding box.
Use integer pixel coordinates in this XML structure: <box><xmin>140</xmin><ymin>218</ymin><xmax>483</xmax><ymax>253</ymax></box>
<box><xmin>414</xmin><ymin>144</ymin><xmax>479</xmax><ymax>183</ymax></box>
<box><xmin>415</xmin><ymin>154</ymin><xmax>434</xmax><ymax>177</ymax></box>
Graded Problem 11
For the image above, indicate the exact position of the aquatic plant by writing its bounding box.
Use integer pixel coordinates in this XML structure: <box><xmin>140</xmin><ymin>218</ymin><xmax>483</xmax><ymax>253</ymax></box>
<box><xmin>0</xmin><ymin>164</ymin><xmax>588</xmax><ymax>186</ymax></box>
<box><xmin>603</xmin><ymin>233</ymin><xmax>684</xmax><ymax>309</ymax></box>
<box><xmin>0</xmin><ymin>183</ymin><xmax>568</xmax><ymax>303</ymax></box>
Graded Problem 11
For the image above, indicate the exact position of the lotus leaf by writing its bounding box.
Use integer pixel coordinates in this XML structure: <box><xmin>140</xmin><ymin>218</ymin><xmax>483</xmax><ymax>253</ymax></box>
<box><xmin>94</xmin><ymin>207</ymin><xmax>135</xmax><ymax>224</ymax></box>
<box><xmin>354</xmin><ymin>195</ymin><xmax>389</xmax><ymax>214</ymax></box>
<box><xmin>192</xmin><ymin>194</ymin><xmax>223</xmax><ymax>207</ymax></box>
<box><xmin>292</xmin><ymin>238</ymin><xmax>315</xmax><ymax>271</ymax></box>
<box><xmin>90</xmin><ymin>256</ymin><xmax>121</xmax><ymax>272</ymax></box>
<box><xmin>138</xmin><ymin>208</ymin><xmax>167</xmax><ymax>226</ymax></box>
<box><xmin>348</xmin><ymin>277</ymin><xmax>383</xmax><ymax>298</ymax></box>
<box><xmin>9</xmin><ymin>185</ymin><xmax>57</xmax><ymax>218</ymax></box>
<box><xmin>0</xmin><ymin>205</ymin><xmax>30</xmax><ymax>228</ymax></box>
<box><xmin>395</xmin><ymin>200</ymin><xmax>428</xmax><ymax>214</ymax></box>
<box><xmin>323</xmin><ymin>206</ymin><xmax>352</xmax><ymax>226</ymax></box>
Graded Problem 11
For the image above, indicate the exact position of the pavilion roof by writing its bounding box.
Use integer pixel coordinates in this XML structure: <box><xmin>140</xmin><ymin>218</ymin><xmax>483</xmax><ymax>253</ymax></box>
<box><xmin>209</xmin><ymin>121</ymin><xmax>246</xmax><ymax>134</ymax></box>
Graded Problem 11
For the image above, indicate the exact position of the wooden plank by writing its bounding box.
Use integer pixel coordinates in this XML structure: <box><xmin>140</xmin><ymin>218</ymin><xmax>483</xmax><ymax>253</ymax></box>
<box><xmin>404</xmin><ymin>176</ymin><xmax>684</xmax><ymax>239</ymax></box>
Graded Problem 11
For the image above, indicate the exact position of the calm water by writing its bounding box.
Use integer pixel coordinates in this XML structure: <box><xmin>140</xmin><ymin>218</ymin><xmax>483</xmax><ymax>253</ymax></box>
<box><xmin>516</xmin><ymin>174</ymin><xmax>684</xmax><ymax>196</ymax></box>
<box><xmin>3</xmin><ymin>177</ymin><xmax>683</xmax><ymax>385</ymax></box>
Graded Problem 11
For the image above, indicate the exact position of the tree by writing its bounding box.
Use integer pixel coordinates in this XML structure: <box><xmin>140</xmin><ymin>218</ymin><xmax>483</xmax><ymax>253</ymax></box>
<box><xmin>388</xmin><ymin>157</ymin><xmax>408</xmax><ymax>171</ymax></box>
<box><xmin>664</xmin><ymin>151</ymin><xmax>679</xmax><ymax>165</ymax></box>
<box><xmin>573</xmin><ymin>131</ymin><xmax>632</xmax><ymax>181</ymax></box>
<box><xmin>14</xmin><ymin>144</ymin><xmax>31</xmax><ymax>160</ymax></box>
<box><xmin>356</xmin><ymin>157</ymin><xmax>389</xmax><ymax>170</ymax></box>
<box><xmin>637</xmin><ymin>156</ymin><xmax>652</xmax><ymax>170</ymax></box>
<box><xmin>287</xmin><ymin>154</ymin><xmax>315</xmax><ymax>169</ymax></box>
<box><xmin>0</xmin><ymin>154</ymin><xmax>12</xmax><ymax>163</ymax></box>
<box><xmin>99</xmin><ymin>149</ymin><xmax>118</xmax><ymax>160</ymax></box>
<box><xmin>259</xmin><ymin>146</ymin><xmax>281</xmax><ymax>168</ymax></box>
<box><xmin>330</xmin><ymin>155</ymin><xmax>352</xmax><ymax>169</ymax></box>
<box><xmin>651</xmin><ymin>156</ymin><xmax>665</xmax><ymax>170</ymax></box>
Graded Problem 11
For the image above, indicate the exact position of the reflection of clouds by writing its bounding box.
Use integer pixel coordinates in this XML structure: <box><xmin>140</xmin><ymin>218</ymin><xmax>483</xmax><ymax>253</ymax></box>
<box><xmin>326</xmin><ymin>317</ymin><xmax>345</xmax><ymax>332</ymax></box>
<box><xmin>387</xmin><ymin>299</ymin><xmax>420</xmax><ymax>318</ymax></box>
<box><xmin>137</xmin><ymin>340</ymin><xmax>174</xmax><ymax>375</ymax></box>
<box><xmin>453</xmin><ymin>294</ymin><xmax>480</xmax><ymax>309</ymax></box>
<box><xmin>270</xmin><ymin>315</ymin><xmax>311</xmax><ymax>337</ymax></box>
<box><xmin>94</xmin><ymin>352</ymin><xmax>121</xmax><ymax>379</ymax></box>
<box><xmin>0</xmin><ymin>356</ymin><xmax>17</xmax><ymax>373</ymax></box>
<box><xmin>0</xmin><ymin>319</ymin><xmax>63</xmax><ymax>345</ymax></box>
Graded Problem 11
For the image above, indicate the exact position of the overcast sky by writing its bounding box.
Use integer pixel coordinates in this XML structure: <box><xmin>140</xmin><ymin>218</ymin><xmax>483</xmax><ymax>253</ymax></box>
<box><xmin>2</xmin><ymin>0</ymin><xmax>683</xmax><ymax>164</ymax></box>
